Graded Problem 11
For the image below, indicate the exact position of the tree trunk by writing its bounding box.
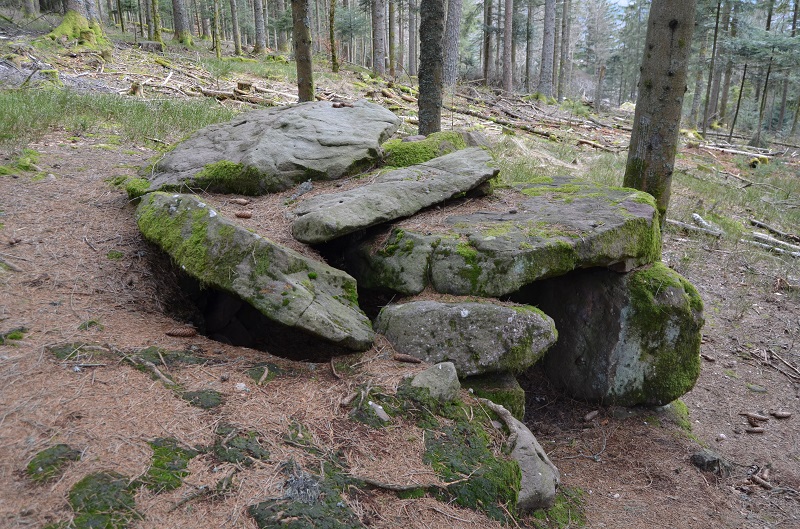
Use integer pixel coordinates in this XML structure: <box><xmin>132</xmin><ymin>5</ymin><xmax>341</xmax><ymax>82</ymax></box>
<box><xmin>388</xmin><ymin>0</ymin><xmax>396</xmax><ymax>76</ymax></box>
<box><xmin>213</xmin><ymin>0</ymin><xmax>221</xmax><ymax>58</ymax></box>
<box><xmin>146</xmin><ymin>0</ymin><xmax>154</xmax><ymax>39</ymax></box>
<box><xmin>408</xmin><ymin>0</ymin><xmax>417</xmax><ymax>75</ymax></box>
<box><xmin>525</xmin><ymin>0</ymin><xmax>534</xmax><ymax>92</ymax></box>
<box><xmin>253</xmin><ymin>0</ymin><xmax>267</xmax><ymax>52</ymax></box>
<box><xmin>624</xmin><ymin>0</ymin><xmax>697</xmax><ymax>227</ymax></box>
<box><xmin>418</xmin><ymin>0</ymin><xmax>444</xmax><ymax>135</ymax></box>
<box><xmin>501</xmin><ymin>0</ymin><xmax>513</xmax><ymax>92</ymax></box>
<box><xmin>537</xmin><ymin>0</ymin><xmax>555</xmax><ymax>97</ymax></box>
<box><xmin>728</xmin><ymin>63</ymin><xmax>746</xmax><ymax>142</ymax></box>
<box><xmin>556</xmin><ymin>0</ymin><xmax>570</xmax><ymax>101</ymax></box>
<box><xmin>171</xmin><ymin>0</ymin><xmax>192</xmax><ymax>43</ymax></box>
<box><xmin>482</xmin><ymin>0</ymin><xmax>493</xmax><ymax>85</ymax></box>
<box><xmin>372</xmin><ymin>0</ymin><xmax>386</xmax><ymax>76</ymax></box>
<box><xmin>292</xmin><ymin>0</ymin><xmax>314</xmax><ymax>101</ymax></box>
<box><xmin>229</xmin><ymin>0</ymin><xmax>242</xmax><ymax>54</ymax></box>
<box><xmin>24</xmin><ymin>0</ymin><xmax>39</xmax><ymax>16</ymax></box>
<box><xmin>688</xmin><ymin>32</ymin><xmax>706</xmax><ymax>128</ymax></box>
<box><xmin>701</xmin><ymin>0</ymin><xmax>721</xmax><ymax>136</ymax></box>
<box><xmin>594</xmin><ymin>64</ymin><xmax>605</xmax><ymax>113</ymax></box>
<box><xmin>329</xmin><ymin>0</ymin><xmax>338</xmax><ymax>71</ymax></box>
<box><xmin>277</xmin><ymin>0</ymin><xmax>288</xmax><ymax>51</ymax></box>
<box><xmin>777</xmin><ymin>0</ymin><xmax>798</xmax><ymax>133</ymax></box>
<box><xmin>719</xmin><ymin>0</ymin><xmax>737</xmax><ymax>123</ymax></box>
<box><xmin>443</xmin><ymin>0</ymin><xmax>462</xmax><ymax>87</ymax></box>
<box><xmin>150</xmin><ymin>0</ymin><xmax>163</xmax><ymax>42</ymax></box>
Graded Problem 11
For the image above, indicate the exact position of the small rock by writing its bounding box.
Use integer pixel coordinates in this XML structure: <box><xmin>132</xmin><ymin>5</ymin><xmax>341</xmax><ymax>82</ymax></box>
<box><xmin>584</xmin><ymin>410</ymin><xmax>599</xmax><ymax>422</ymax></box>
<box><xmin>747</xmin><ymin>383</ymin><xmax>767</xmax><ymax>393</ymax></box>
<box><xmin>770</xmin><ymin>410</ymin><xmax>791</xmax><ymax>419</ymax></box>
<box><xmin>410</xmin><ymin>362</ymin><xmax>461</xmax><ymax>403</ymax></box>
<box><xmin>716</xmin><ymin>433</ymin><xmax>727</xmax><ymax>442</ymax></box>
<box><xmin>690</xmin><ymin>448</ymin><xmax>732</xmax><ymax>477</ymax></box>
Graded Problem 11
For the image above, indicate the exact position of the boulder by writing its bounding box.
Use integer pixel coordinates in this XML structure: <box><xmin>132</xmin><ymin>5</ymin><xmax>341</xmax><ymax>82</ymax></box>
<box><xmin>143</xmin><ymin>100</ymin><xmax>401</xmax><ymax>195</ymax></box>
<box><xmin>464</xmin><ymin>372</ymin><xmax>526</xmax><ymax>421</ymax></box>
<box><xmin>409</xmin><ymin>362</ymin><xmax>461</xmax><ymax>403</ymax></box>
<box><xmin>347</xmin><ymin>176</ymin><xmax>661</xmax><ymax>297</ymax></box>
<box><xmin>375</xmin><ymin>301</ymin><xmax>557</xmax><ymax>377</ymax></box>
<box><xmin>513</xmin><ymin>264</ymin><xmax>703</xmax><ymax>406</ymax></box>
<box><xmin>291</xmin><ymin>148</ymin><xmax>498</xmax><ymax>244</ymax></box>
<box><xmin>136</xmin><ymin>192</ymin><xmax>374</xmax><ymax>351</ymax></box>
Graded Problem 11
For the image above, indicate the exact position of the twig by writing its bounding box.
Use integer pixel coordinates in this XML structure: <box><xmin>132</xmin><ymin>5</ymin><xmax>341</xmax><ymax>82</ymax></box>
<box><xmin>752</xmin><ymin>232</ymin><xmax>800</xmax><ymax>253</ymax></box>
<box><xmin>0</xmin><ymin>258</ymin><xmax>21</xmax><ymax>272</ymax></box>
<box><xmin>329</xmin><ymin>358</ymin><xmax>341</xmax><ymax>379</ymax></box>
<box><xmin>257</xmin><ymin>365</ymin><xmax>270</xmax><ymax>385</ymax></box>
<box><xmin>132</xmin><ymin>355</ymin><xmax>175</xmax><ymax>385</ymax></box>
<box><xmin>83</xmin><ymin>236</ymin><xmax>97</xmax><ymax>251</ymax></box>
<box><xmin>750</xmin><ymin>219</ymin><xmax>800</xmax><ymax>244</ymax></box>
<box><xmin>576</xmin><ymin>138</ymin><xmax>619</xmax><ymax>153</ymax></box>
<box><xmin>740</xmin><ymin>239</ymin><xmax>800</xmax><ymax>258</ymax></box>
<box><xmin>768</xmin><ymin>349</ymin><xmax>800</xmax><ymax>378</ymax></box>
<box><xmin>0</xmin><ymin>251</ymin><xmax>31</xmax><ymax>262</ymax></box>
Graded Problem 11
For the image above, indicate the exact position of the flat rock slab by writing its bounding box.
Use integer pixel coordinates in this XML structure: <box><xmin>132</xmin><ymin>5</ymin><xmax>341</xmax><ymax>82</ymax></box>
<box><xmin>143</xmin><ymin>100</ymin><xmax>401</xmax><ymax>195</ymax></box>
<box><xmin>348</xmin><ymin>176</ymin><xmax>661</xmax><ymax>297</ymax></box>
<box><xmin>375</xmin><ymin>301</ymin><xmax>557</xmax><ymax>376</ymax></box>
<box><xmin>291</xmin><ymin>148</ymin><xmax>498</xmax><ymax>244</ymax></box>
<box><xmin>136</xmin><ymin>192</ymin><xmax>374</xmax><ymax>350</ymax></box>
<box><xmin>513</xmin><ymin>263</ymin><xmax>704</xmax><ymax>406</ymax></box>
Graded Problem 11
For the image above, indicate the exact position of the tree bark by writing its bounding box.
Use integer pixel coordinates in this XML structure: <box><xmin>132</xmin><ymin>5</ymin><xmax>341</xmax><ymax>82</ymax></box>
<box><xmin>408</xmin><ymin>0</ymin><xmax>417</xmax><ymax>75</ymax></box>
<box><xmin>443</xmin><ymin>0</ymin><xmax>462</xmax><ymax>87</ymax></box>
<box><xmin>213</xmin><ymin>0</ymin><xmax>221</xmax><ymax>58</ymax></box>
<box><xmin>594</xmin><ymin>64</ymin><xmax>605</xmax><ymax>113</ymax></box>
<box><xmin>151</xmin><ymin>0</ymin><xmax>163</xmax><ymax>43</ymax></box>
<box><xmin>701</xmin><ymin>0</ymin><xmax>721</xmax><ymax>135</ymax></box>
<box><xmin>329</xmin><ymin>0</ymin><xmax>338</xmax><ymax>71</ymax></box>
<box><xmin>388</xmin><ymin>0</ymin><xmax>396</xmax><ymax>76</ymax></box>
<box><xmin>537</xmin><ymin>0</ymin><xmax>555</xmax><ymax>97</ymax></box>
<box><xmin>719</xmin><ymin>0</ymin><xmax>736</xmax><ymax>123</ymax></box>
<box><xmin>277</xmin><ymin>0</ymin><xmax>288</xmax><ymax>51</ymax></box>
<box><xmin>24</xmin><ymin>0</ymin><xmax>39</xmax><ymax>16</ymax></box>
<box><xmin>292</xmin><ymin>0</ymin><xmax>315</xmax><ymax>101</ymax></box>
<box><xmin>418</xmin><ymin>0</ymin><xmax>444</xmax><ymax>134</ymax></box>
<box><xmin>482</xmin><ymin>0</ymin><xmax>493</xmax><ymax>85</ymax></box>
<box><xmin>372</xmin><ymin>0</ymin><xmax>387</xmax><ymax>75</ymax></box>
<box><xmin>501</xmin><ymin>0</ymin><xmax>513</xmax><ymax>92</ymax></box>
<box><xmin>624</xmin><ymin>0</ymin><xmax>697</xmax><ymax>227</ymax></box>
<box><xmin>253</xmin><ymin>0</ymin><xmax>267</xmax><ymax>53</ymax></box>
<box><xmin>229</xmin><ymin>0</ymin><xmax>242</xmax><ymax>54</ymax></box>
<box><xmin>525</xmin><ymin>0</ymin><xmax>534</xmax><ymax>92</ymax></box>
<box><xmin>171</xmin><ymin>0</ymin><xmax>192</xmax><ymax>44</ymax></box>
<box><xmin>556</xmin><ymin>0</ymin><xmax>570</xmax><ymax>101</ymax></box>
<box><xmin>688</xmin><ymin>32</ymin><xmax>706</xmax><ymax>128</ymax></box>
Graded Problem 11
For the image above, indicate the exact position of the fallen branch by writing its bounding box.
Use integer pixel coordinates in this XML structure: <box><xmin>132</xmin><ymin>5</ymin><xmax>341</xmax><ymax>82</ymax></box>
<box><xmin>752</xmin><ymin>232</ymin><xmax>800</xmax><ymax>252</ymax></box>
<box><xmin>666</xmin><ymin>219</ymin><xmax>723</xmax><ymax>238</ymax></box>
<box><xmin>750</xmin><ymin>219</ymin><xmax>800</xmax><ymax>244</ymax></box>
<box><xmin>443</xmin><ymin>105</ymin><xmax>556</xmax><ymax>141</ymax></box>
<box><xmin>576</xmin><ymin>138</ymin><xmax>619</xmax><ymax>153</ymax></box>
<box><xmin>740</xmin><ymin>239</ymin><xmax>800</xmax><ymax>258</ymax></box>
<box><xmin>194</xmin><ymin>86</ymin><xmax>274</xmax><ymax>105</ymax></box>
<box><xmin>692</xmin><ymin>213</ymin><xmax>722</xmax><ymax>234</ymax></box>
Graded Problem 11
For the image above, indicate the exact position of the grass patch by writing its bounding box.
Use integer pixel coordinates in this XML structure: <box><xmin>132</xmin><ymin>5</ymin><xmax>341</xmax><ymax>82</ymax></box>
<box><xmin>0</xmin><ymin>326</ymin><xmax>27</xmax><ymax>345</ymax></box>
<box><xmin>0</xmin><ymin>89</ymin><xmax>236</xmax><ymax>150</ymax></box>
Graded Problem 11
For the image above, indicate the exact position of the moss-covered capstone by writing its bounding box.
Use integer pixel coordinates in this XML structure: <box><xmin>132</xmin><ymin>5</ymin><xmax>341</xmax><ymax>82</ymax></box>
<box><xmin>135</xmin><ymin>192</ymin><xmax>374</xmax><ymax>350</ymax></box>
<box><xmin>375</xmin><ymin>300</ymin><xmax>557</xmax><ymax>376</ymax></box>
<box><xmin>26</xmin><ymin>444</ymin><xmax>82</xmax><ymax>483</ymax></box>
<box><xmin>346</xmin><ymin>176</ymin><xmax>661</xmax><ymax>297</ymax></box>
<box><xmin>381</xmin><ymin>130</ymin><xmax>469</xmax><ymax>167</ymax></box>
<box><xmin>142</xmin><ymin>100</ymin><xmax>400</xmax><ymax>195</ymax></box>
<box><xmin>290</xmin><ymin>148</ymin><xmax>498</xmax><ymax>244</ymax></box>
<box><xmin>514</xmin><ymin>263</ymin><xmax>703</xmax><ymax>406</ymax></box>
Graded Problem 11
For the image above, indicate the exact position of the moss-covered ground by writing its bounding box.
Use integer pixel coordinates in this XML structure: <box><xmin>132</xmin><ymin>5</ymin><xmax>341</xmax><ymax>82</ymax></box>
<box><xmin>26</xmin><ymin>444</ymin><xmax>82</xmax><ymax>483</ymax></box>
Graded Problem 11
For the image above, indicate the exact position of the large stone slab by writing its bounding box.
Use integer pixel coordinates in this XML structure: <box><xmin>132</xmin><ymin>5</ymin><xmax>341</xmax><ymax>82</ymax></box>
<box><xmin>347</xmin><ymin>177</ymin><xmax>662</xmax><ymax>297</ymax></box>
<box><xmin>512</xmin><ymin>263</ymin><xmax>703</xmax><ymax>406</ymax></box>
<box><xmin>143</xmin><ymin>100</ymin><xmax>401</xmax><ymax>195</ymax></box>
<box><xmin>291</xmin><ymin>148</ymin><xmax>498</xmax><ymax>244</ymax></box>
<box><xmin>375</xmin><ymin>301</ymin><xmax>557</xmax><ymax>376</ymax></box>
<box><xmin>136</xmin><ymin>192</ymin><xmax>374</xmax><ymax>350</ymax></box>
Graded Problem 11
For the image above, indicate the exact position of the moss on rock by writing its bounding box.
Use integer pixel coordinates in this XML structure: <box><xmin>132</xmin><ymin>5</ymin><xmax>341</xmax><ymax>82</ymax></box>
<box><xmin>26</xmin><ymin>444</ymin><xmax>82</xmax><ymax>483</ymax></box>
<box><xmin>382</xmin><ymin>131</ymin><xmax>468</xmax><ymax>167</ymax></box>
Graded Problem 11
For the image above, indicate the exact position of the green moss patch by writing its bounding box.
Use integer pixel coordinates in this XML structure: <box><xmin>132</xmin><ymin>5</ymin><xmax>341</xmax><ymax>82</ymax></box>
<box><xmin>529</xmin><ymin>487</ymin><xmax>586</xmax><ymax>528</ymax></box>
<box><xmin>382</xmin><ymin>131</ymin><xmax>468</xmax><ymax>167</ymax></box>
<box><xmin>211</xmin><ymin>424</ymin><xmax>270</xmax><ymax>466</ymax></box>
<box><xmin>141</xmin><ymin>438</ymin><xmax>199</xmax><ymax>492</ymax></box>
<box><xmin>26</xmin><ymin>444</ymin><xmax>82</xmax><ymax>483</ymax></box>
<box><xmin>0</xmin><ymin>326</ymin><xmax>27</xmax><ymax>345</ymax></box>
<box><xmin>248</xmin><ymin>463</ymin><xmax>363</xmax><ymax>529</ymax></box>
<box><xmin>181</xmin><ymin>389</ymin><xmax>223</xmax><ymax>409</ymax></box>
<box><xmin>124</xmin><ymin>177</ymin><xmax>151</xmax><ymax>199</ymax></box>
<box><xmin>47</xmin><ymin>10</ymin><xmax>109</xmax><ymax>48</ymax></box>
<box><xmin>48</xmin><ymin>342</ymin><xmax>90</xmax><ymax>360</ymax></box>
<box><xmin>190</xmin><ymin>160</ymin><xmax>265</xmax><ymax>195</ymax></box>
<box><xmin>68</xmin><ymin>471</ymin><xmax>137</xmax><ymax>529</ymax></box>
<box><xmin>246</xmin><ymin>362</ymin><xmax>287</xmax><ymax>384</ymax></box>
<box><xmin>463</xmin><ymin>372</ymin><xmax>526</xmax><ymax>421</ymax></box>
<box><xmin>0</xmin><ymin>149</ymin><xmax>40</xmax><ymax>176</ymax></box>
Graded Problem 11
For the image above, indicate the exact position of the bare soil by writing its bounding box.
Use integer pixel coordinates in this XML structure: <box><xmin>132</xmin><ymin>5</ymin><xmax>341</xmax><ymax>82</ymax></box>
<box><xmin>1</xmin><ymin>26</ymin><xmax>799</xmax><ymax>529</ymax></box>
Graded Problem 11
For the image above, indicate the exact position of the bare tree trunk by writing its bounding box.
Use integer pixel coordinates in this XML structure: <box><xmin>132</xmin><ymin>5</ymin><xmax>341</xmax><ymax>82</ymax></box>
<box><xmin>728</xmin><ymin>63</ymin><xmax>746</xmax><ymax>142</ymax></box>
<box><xmin>388</xmin><ymin>0</ymin><xmax>396</xmax><ymax>76</ymax></box>
<box><xmin>525</xmin><ymin>0</ymin><xmax>534</xmax><ymax>92</ymax></box>
<box><xmin>777</xmin><ymin>0</ymin><xmax>798</xmax><ymax>133</ymax></box>
<box><xmin>537</xmin><ymin>0</ymin><xmax>555</xmax><ymax>97</ymax></box>
<box><xmin>292</xmin><ymin>0</ymin><xmax>314</xmax><ymax>100</ymax></box>
<box><xmin>594</xmin><ymin>64</ymin><xmax>605</xmax><ymax>113</ymax></box>
<box><xmin>556</xmin><ymin>0</ymin><xmax>570</xmax><ymax>101</ymax></box>
<box><xmin>688</xmin><ymin>32</ymin><xmax>706</xmax><ymax>128</ymax></box>
<box><xmin>501</xmin><ymin>0</ymin><xmax>512</xmax><ymax>92</ymax></box>
<box><xmin>151</xmin><ymin>0</ymin><xmax>163</xmax><ymax>42</ymax></box>
<box><xmin>418</xmin><ymin>0</ymin><xmax>444</xmax><ymax>134</ymax></box>
<box><xmin>253</xmin><ymin>0</ymin><xmax>267</xmax><ymax>52</ymax></box>
<box><xmin>213</xmin><ymin>0</ymin><xmax>221</xmax><ymax>58</ymax></box>
<box><xmin>482</xmin><ymin>0</ymin><xmax>493</xmax><ymax>85</ymax></box>
<box><xmin>443</xmin><ymin>0</ymin><xmax>462</xmax><ymax>87</ymax></box>
<box><xmin>624</xmin><ymin>0</ymin><xmax>697</xmax><ymax>226</ymax></box>
<box><xmin>408</xmin><ymin>0</ymin><xmax>417</xmax><ymax>75</ymax></box>
<box><xmin>277</xmin><ymin>0</ymin><xmax>288</xmax><ymax>51</ymax></box>
<box><xmin>398</xmin><ymin>0</ymin><xmax>404</xmax><ymax>72</ymax></box>
<box><xmin>329</xmin><ymin>0</ymin><xmax>338</xmax><ymax>71</ymax></box>
<box><xmin>24</xmin><ymin>0</ymin><xmax>39</xmax><ymax>16</ymax></box>
<box><xmin>372</xmin><ymin>0</ymin><xmax>387</xmax><ymax>75</ymax></box>
<box><xmin>719</xmin><ymin>0</ymin><xmax>736</xmax><ymax>123</ymax></box>
<box><xmin>146</xmin><ymin>0</ymin><xmax>154</xmax><ymax>39</ymax></box>
<box><xmin>701</xmin><ymin>0</ymin><xmax>721</xmax><ymax>136</ymax></box>
<box><xmin>229</xmin><ymin>0</ymin><xmax>242</xmax><ymax>54</ymax></box>
<box><xmin>171</xmin><ymin>0</ymin><xmax>192</xmax><ymax>43</ymax></box>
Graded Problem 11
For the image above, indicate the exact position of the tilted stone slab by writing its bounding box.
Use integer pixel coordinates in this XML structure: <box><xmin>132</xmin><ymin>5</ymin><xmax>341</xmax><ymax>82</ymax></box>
<box><xmin>347</xmin><ymin>177</ymin><xmax>662</xmax><ymax>297</ymax></box>
<box><xmin>143</xmin><ymin>100</ymin><xmax>401</xmax><ymax>195</ymax></box>
<box><xmin>291</xmin><ymin>148</ymin><xmax>498</xmax><ymax>244</ymax></box>
<box><xmin>512</xmin><ymin>263</ymin><xmax>703</xmax><ymax>406</ymax></box>
<box><xmin>375</xmin><ymin>301</ymin><xmax>557</xmax><ymax>377</ymax></box>
<box><xmin>136</xmin><ymin>192</ymin><xmax>374</xmax><ymax>351</ymax></box>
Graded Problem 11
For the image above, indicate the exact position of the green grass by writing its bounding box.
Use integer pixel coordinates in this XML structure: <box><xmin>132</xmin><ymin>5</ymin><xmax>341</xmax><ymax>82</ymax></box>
<box><xmin>0</xmin><ymin>89</ymin><xmax>237</xmax><ymax>150</ymax></box>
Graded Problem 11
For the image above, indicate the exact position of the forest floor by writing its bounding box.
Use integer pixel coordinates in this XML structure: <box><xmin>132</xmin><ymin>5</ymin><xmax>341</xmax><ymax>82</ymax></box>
<box><xmin>1</xmin><ymin>18</ymin><xmax>799</xmax><ymax>529</ymax></box>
